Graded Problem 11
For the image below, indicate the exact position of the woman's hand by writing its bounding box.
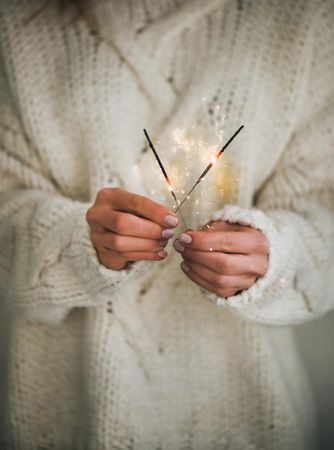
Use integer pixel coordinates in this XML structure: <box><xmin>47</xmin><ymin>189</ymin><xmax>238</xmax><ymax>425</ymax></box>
<box><xmin>173</xmin><ymin>220</ymin><xmax>269</xmax><ymax>298</ymax></box>
<box><xmin>86</xmin><ymin>188</ymin><xmax>178</xmax><ymax>270</ymax></box>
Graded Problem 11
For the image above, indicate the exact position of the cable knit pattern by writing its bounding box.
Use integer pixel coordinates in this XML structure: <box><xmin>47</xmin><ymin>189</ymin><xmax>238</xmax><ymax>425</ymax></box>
<box><xmin>0</xmin><ymin>0</ymin><xmax>333</xmax><ymax>448</ymax></box>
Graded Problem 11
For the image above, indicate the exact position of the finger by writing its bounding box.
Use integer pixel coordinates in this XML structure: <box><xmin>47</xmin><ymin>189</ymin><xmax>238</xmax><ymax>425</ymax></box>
<box><xmin>103</xmin><ymin>188</ymin><xmax>179</xmax><ymax>228</ymax></box>
<box><xmin>180</xmin><ymin>262</ymin><xmax>237</xmax><ymax>298</ymax></box>
<box><xmin>122</xmin><ymin>250</ymin><xmax>168</xmax><ymax>262</ymax></box>
<box><xmin>181</xmin><ymin>261</ymin><xmax>216</xmax><ymax>293</ymax></box>
<box><xmin>182</xmin><ymin>258</ymin><xmax>249</xmax><ymax>289</ymax></box>
<box><xmin>99</xmin><ymin>231</ymin><xmax>168</xmax><ymax>252</ymax></box>
<box><xmin>98</xmin><ymin>250</ymin><xmax>127</xmax><ymax>270</ymax></box>
<box><xmin>175</xmin><ymin>244</ymin><xmax>267</xmax><ymax>276</ymax></box>
<box><xmin>181</xmin><ymin>262</ymin><xmax>250</xmax><ymax>298</ymax></box>
<box><xmin>92</xmin><ymin>211</ymin><xmax>175</xmax><ymax>240</ymax></box>
<box><xmin>98</xmin><ymin>248</ymin><xmax>167</xmax><ymax>269</ymax></box>
<box><xmin>177</xmin><ymin>229</ymin><xmax>268</xmax><ymax>254</ymax></box>
<box><xmin>201</xmin><ymin>220</ymin><xmax>245</xmax><ymax>232</ymax></box>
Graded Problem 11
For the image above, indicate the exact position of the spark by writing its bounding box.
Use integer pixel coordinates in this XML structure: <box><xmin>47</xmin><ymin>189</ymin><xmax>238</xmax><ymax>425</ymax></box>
<box><xmin>175</xmin><ymin>125</ymin><xmax>244</xmax><ymax>211</ymax></box>
<box><xmin>210</xmin><ymin>155</ymin><xmax>218</xmax><ymax>165</ymax></box>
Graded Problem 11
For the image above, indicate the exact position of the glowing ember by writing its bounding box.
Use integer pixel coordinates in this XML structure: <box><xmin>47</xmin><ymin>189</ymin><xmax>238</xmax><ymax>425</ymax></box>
<box><xmin>175</xmin><ymin>125</ymin><xmax>244</xmax><ymax>211</ymax></box>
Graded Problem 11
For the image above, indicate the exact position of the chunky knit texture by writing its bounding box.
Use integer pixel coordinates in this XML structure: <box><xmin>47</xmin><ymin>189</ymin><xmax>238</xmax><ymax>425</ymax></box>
<box><xmin>0</xmin><ymin>0</ymin><xmax>333</xmax><ymax>448</ymax></box>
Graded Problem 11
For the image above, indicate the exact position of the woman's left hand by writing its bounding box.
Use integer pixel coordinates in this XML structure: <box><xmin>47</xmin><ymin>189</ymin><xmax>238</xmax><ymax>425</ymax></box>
<box><xmin>173</xmin><ymin>220</ymin><xmax>269</xmax><ymax>298</ymax></box>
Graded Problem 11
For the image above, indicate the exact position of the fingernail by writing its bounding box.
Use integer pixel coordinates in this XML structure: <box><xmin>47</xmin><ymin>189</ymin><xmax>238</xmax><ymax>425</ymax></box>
<box><xmin>179</xmin><ymin>233</ymin><xmax>192</xmax><ymax>244</ymax></box>
<box><xmin>164</xmin><ymin>214</ymin><xmax>178</xmax><ymax>227</ymax></box>
<box><xmin>173</xmin><ymin>240</ymin><xmax>185</xmax><ymax>253</ymax></box>
<box><xmin>181</xmin><ymin>262</ymin><xmax>190</xmax><ymax>272</ymax></box>
<box><xmin>158</xmin><ymin>239</ymin><xmax>168</xmax><ymax>247</ymax></box>
<box><xmin>158</xmin><ymin>250</ymin><xmax>168</xmax><ymax>259</ymax></box>
<box><xmin>162</xmin><ymin>229</ymin><xmax>174</xmax><ymax>239</ymax></box>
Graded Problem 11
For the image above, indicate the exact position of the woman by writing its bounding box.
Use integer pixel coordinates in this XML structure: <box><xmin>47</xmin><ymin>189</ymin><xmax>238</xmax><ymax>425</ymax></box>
<box><xmin>0</xmin><ymin>0</ymin><xmax>333</xmax><ymax>448</ymax></box>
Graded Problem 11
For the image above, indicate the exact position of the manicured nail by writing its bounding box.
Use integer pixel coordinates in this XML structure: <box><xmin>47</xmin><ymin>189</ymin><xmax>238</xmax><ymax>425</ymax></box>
<box><xmin>179</xmin><ymin>233</ymin><xmax>192</xmax><ymax>244</ymax></box>
<box><xmin>162</xmin><ymin>229</ymin><xmax>174</xmax><ymax>239</ymax></box>
<box><xmin>158</xmin><ymin>250</ymin><xmax>168</xmax><ymax>259</ymax></box>
<box><xmin>173</xmin><ymin>240</ymin><xmax>185</xmax><ymax>253</ymax></box>
<box><xmin>164</xmin><ymin>214</ymin><xmax>178</xmax><ymax>227</ymax></box>
<box><xmin>181</xmin><ymin>262</ymin><xmax>190</xmax><ymax>272</ymax></box>
<box><xmin>158</xmin><ymin>239</ymin><xmax>168</xmax><ymax>247</ymax></box>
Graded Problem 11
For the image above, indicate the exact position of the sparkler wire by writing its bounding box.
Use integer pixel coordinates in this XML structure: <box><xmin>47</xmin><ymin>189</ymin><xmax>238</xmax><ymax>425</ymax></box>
<box><xmin>175</xmin><ymin>125</ymin><xmax>244</xmax><ymax>211</ymax></box>
<box><xmin>143</xmin><ymin>129</ymin><xmax>188</xmax><ymax>229</ymax></box>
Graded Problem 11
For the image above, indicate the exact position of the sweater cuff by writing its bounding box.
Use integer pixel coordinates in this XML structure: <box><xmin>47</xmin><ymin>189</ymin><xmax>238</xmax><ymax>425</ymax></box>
<box><xmin>202</xmin><ymin>204</ymin><xmax>302</xmax><ymax>316</ymax></box>
<box><xmin>15</xmin><ymin>203</ymin><xmax>151</xmax><ymax>326</ymax></box>
<box><xmin>65</xmin><ymin>206</ymin><xmax>152</xmax><ymax>305</ymax></box>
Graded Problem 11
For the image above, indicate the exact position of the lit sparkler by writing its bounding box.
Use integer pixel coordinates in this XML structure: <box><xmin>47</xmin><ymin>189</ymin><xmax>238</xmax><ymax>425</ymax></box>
<box><xmin>143</xmin><ymin>129</ymin><xmax>188</xmax><ymax>229</ymax></box>
<box><xmin>175</xmin><ymin>125</ymin><xmax>244</xmax><ymax>211</ymax></box>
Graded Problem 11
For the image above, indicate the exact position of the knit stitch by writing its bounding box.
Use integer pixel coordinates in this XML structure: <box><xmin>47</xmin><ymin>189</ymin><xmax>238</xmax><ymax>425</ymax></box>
<box><xmin>0</xmin><ymin>0</ymin><xmax>333</xmax><ymax>448</ymax></box>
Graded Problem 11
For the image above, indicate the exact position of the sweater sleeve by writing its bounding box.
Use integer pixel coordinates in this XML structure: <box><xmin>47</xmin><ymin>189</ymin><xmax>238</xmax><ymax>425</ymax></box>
<box><xmin>203</xmin><ymin>3</ymin><xmax>334</xmax><ymax>326</ymax></box>
<box><xmin>0</xmin><ymin>58</ymin><xmax>149</xmax><ymax>327</ymax></box>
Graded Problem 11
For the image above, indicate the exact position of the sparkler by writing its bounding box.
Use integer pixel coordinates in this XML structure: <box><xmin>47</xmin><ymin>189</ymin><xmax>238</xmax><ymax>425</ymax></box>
<box><xmin>143</xmin><ymin>129</ymin><xmax>188</xmax><ymax>229</ymax></box>
<box><xmin>175</xmin><ymin>125</ymin><xmax>244</xmax><ymax>211</ymax></box>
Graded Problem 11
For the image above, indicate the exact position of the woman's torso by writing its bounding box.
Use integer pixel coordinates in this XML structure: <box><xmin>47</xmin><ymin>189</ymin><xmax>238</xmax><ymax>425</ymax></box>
<box><xmin>1</xmin><ymin>0</ymin><xmax>317</xmax><ymax>448</ymax></box>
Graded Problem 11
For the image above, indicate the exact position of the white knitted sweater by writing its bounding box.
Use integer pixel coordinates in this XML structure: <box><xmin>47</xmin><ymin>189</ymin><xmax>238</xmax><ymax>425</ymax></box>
<box><xmin>1</xmin><ymin>0</ymin><xmax>333</xmax><ymax>448</ymax></box>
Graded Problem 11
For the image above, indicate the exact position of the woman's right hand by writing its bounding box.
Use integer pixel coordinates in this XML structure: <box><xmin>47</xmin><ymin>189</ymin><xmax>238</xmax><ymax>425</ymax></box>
<box><xmin>86</xmin><ymin>188</ymin><xmax>178</xmax><ymax>270</ymax></box>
